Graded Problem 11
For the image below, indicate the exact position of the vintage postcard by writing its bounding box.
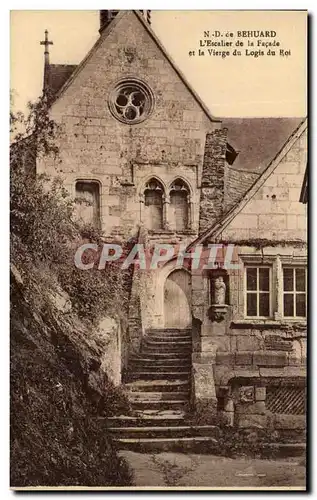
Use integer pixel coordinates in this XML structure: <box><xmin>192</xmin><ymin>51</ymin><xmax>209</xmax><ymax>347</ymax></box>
<box><xmin>10</xmin><ymin>9</ymin><xmax>307</xmax><ymax>491</ymax></box>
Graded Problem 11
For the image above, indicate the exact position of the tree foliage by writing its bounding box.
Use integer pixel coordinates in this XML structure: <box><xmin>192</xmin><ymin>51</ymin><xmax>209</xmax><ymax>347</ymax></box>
<box><xmin>10</xmin><ymin>95</ymin><xmax>131</xmax><ymax>323</ymax></box>
<box><xmin>10</xmin><ymin>95</ymin><xmax>133</xmax><ymax>487</ymax></box>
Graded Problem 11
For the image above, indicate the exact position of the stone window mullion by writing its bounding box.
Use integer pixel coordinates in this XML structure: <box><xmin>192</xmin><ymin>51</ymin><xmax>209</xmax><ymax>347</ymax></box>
<box><xmin>275</xmin><ymin>255</ymin><xmax>283</xmax><ymax>320</ymax></box>
<box><xmin>139</xmin><ymin>192</ymin><xmax>145</xmax><ymax>225</ymax></box>
<box><xmin>163</xmin><ymin>193</ymin><xmax>170</xmax><ymax>230</ymax></box>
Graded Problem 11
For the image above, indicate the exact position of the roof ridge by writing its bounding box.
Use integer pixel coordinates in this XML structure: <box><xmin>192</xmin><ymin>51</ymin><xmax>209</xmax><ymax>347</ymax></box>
<box><xmin>48</xmin><ymin>10</ymin><xmax>221</xmax><ymax>123</ymax></box>
<box><xmin>133</xmin><ymin>10</ymin><xmax>220</xmax><ymax>124</ymax></box>
<box><xmin>49</xmin><ymin>11</ymin><xmax>126</xmax><ymax>104</ymax></box>
<box><xmin>49</xmin><ymin>63</ymin><xmax>77</xmax><ymax>68</ymax></box>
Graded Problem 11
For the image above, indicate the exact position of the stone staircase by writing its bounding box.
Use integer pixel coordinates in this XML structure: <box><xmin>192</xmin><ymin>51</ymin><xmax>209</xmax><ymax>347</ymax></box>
<box><xmin>107</xmin><ymin>328</ymin><xmax>218</xmax><ymax>452</ymax></box>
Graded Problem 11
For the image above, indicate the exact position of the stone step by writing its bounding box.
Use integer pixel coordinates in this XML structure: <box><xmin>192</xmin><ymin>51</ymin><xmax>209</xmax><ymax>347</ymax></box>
<box><xmin>141</xmin><ymin>349</ymin><xmax>192</xmax><ymax>357</ymax></box>
<box><xmin>143</xmin><ymin>339</ymin><xmax>192</xmax><ymax>347</ymax></box>
<box><xmin>131</xmin><ymin>352</ymin><xmax>191</xmax><ymax>360</ymax></box>
<box><xmin>108</xmin><ymin>425</ymin><xmax>218</xmax><ymax>440</ymax></box>
<box><xmin>106</xmin><ymin>409</ymin><xmax>186</xmax><ymax>426</ymax></box>
<box><xmin>130</xmin><ymin>399</ymin><xmax>189</xmax><ymax>411</ymax></box>
<box><xmin>145</xmin><ymin>328</ymin><xmax>192</xmax><ymax>337</ymax></box>
<box><xmin>125</xmin><ymin>379</ymin><xmax>190</xmax><ymax>393</ymax></box>
<box><xmin>129</xmin><ymin>357</ymin><xmax>190</xmax><ymax>367</ymax></box>
<box><xmin>140</xmin><ymin>409</ymin><xmax>186</xmax><ymax>416</ymax></box>
<box><xmin>142</xmin><ymin>343</ymin><xmax>192</xmax><ymax>354</ymax></box>
<box><xmin>128</xmin><ymin>370</ymin><xmax>191</xmax><ymax>381</ymax></box>
<box><xmin>132</xmin><ymin>364</ymin><xmax>191</xmax><ymax>373</ymax></box>
<box><xmin>128</xmin><ymin>391</ymin><xmax>189</xmax><ymax>402</ymax></box>
<box><xmin>113</xmin><ymin>436</ymin><xmax>217</xmax><ymax>452</ymax></box>
<box><xmin>145</xmin><ymin>335</ymin><xmax>192</xmax><ymax>343</ymax></box>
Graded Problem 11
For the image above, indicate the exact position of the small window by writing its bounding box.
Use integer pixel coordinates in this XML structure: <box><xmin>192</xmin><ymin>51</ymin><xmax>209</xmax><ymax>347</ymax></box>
<box><xmin>245</xmin><ymin>266</ymin><xmax>271</xmax><ymax>318</ymax></box>
<box><xmin>144</xmin><ymin>179</ymin><xmax>164</xmax><ymax>231</ymax></box>
<box><xmin>75</xmin><ymin>180</ymin><xmax>100</xmax><ymax>227</ymax></box>
<box><xmin>283</xmin><ymin>267</ymin><xmax>307</xmax><ymax>318</ymax></box>
<box><xmin>170</xmin><ymin>179</ymin><xmax>189</xmax><ymax>231</ymax></box>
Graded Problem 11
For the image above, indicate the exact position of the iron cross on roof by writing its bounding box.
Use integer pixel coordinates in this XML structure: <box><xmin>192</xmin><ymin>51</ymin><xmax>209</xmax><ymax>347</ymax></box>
<box><xmin>40</xmin><ymin>30</ymin><xmax>53</xmax><ymax>65</ymax></box>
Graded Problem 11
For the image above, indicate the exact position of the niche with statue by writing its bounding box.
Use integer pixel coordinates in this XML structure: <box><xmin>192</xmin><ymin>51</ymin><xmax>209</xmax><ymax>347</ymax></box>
<box><xmin>208</xmin><ymin>270</ymin><xmax>230</xmax><ymax>322</ymax></box>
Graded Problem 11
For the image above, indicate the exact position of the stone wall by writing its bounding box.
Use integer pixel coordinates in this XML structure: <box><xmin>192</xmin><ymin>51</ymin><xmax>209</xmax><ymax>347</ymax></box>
<box><xmin>199</xmin><ymin>128</ymin><xmax>227</xmax><ymax>232</ymax></box>
<box><xmin>38</xmin><ymin>10</ymin><xmax>219</xmax><ymax>239</ymax></box>
<box><xmin>220</xmin><ymin>128</ymin><xmax>307</xmax><ymax>242</ymax></box>
<box><xmin>190</xmin><ymin>124</ymin><xmax>307</xmax><ymax>429</ymax></box>
<box><xmin>190</xmin><ymin>242</ymin><xmax>307</xmax><ymax>428</ymax></box>
<box><xmin>99</xmin><ymin>316</ymin><xmax>124</xmax><ymax>386</ymax></box>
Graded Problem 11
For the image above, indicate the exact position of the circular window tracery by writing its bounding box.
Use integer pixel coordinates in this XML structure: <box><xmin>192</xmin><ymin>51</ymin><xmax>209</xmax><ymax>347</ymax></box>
<box><xmin>109</xmin><ymin>79</ymin><xmax>154</xmax><ymax>124</ymax></box>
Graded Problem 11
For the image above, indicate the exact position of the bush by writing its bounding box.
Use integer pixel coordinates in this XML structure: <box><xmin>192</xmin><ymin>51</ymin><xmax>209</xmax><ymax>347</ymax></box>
<box><xmin>10</xmin><ymin>96</ymin><xmax>133</xmax><ymax>487</ymax></box>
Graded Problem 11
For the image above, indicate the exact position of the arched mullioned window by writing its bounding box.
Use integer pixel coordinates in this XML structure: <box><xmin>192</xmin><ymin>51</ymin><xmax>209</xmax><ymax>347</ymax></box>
<box><xmin>169</xmin><ymin>179</ymin><xmax>190</xmax><ymax>231</ymax></box>
<box><xmin>144</xmin><ymin>178</ymin><xmax>164</xmax><ymax>230</ymax></box>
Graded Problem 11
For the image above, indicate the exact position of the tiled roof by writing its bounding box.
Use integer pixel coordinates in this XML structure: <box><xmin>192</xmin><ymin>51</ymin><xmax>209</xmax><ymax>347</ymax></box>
<box><xmin>222</xmin><ymin>117</ymin><xmax>304</xmax><ymax>209</ymax></box>
<box><xmin>222</xmin><ymin>117</ymin><xmax>303</xmax><ymax>173</ymax></box>
<box><xmin>47</xmin><ymin>64</ymin><xmax>77</xmax><ymax>97</ymax></box>
<box><xmin>224</xmin><ymin>166</ymin><xmax>259</xmax><ymax>211</ymax></box>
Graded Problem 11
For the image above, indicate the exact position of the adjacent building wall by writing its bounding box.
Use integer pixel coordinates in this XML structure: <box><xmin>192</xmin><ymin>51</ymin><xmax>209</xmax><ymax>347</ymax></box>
<box><xmin>191</xmin><ymin>125</ymin><xmax>307</xmax><ymax>428</ymax></box>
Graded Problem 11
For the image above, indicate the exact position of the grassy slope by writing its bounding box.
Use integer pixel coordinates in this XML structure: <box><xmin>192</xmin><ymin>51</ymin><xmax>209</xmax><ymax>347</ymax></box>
<box><xmin>10</xmin><ymin>267</ymin><xmax>133</xmax><ymax>487</ymax></box>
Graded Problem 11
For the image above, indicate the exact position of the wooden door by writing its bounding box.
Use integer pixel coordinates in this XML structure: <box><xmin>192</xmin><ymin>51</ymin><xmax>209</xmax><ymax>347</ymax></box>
<box><xmin>164</xmin><ymin>270</ymin><xmax>191</xmax><ymax>328</ymax></box>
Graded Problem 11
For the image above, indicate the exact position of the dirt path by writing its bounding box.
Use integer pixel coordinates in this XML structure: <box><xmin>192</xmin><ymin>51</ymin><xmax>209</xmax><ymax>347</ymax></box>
<box><xmin>119</xmin><ymin>451</ymin><xmax>306</xmax><ymax>489</ymax></box>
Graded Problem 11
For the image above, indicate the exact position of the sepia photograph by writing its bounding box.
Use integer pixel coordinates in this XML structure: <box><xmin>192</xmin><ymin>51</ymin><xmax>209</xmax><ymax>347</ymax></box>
<box><xmin>10</xmin><ymin>9</ymin><xmax>307</xmax><ymax>491</ymax></box>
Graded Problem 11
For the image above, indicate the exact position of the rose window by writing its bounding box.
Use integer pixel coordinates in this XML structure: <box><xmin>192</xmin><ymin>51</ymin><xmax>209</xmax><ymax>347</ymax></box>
<box><xmin>109</xmin><ymin>79</ymin><xmax>154</xmax><ymax>124</ymax></box>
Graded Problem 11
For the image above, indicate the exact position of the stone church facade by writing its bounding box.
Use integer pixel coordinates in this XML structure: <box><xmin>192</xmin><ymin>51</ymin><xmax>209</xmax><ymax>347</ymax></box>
<box><xmin>37</xmin><ymin>10</ymin><xmax>307</xmax><ymax>441</ymax></box>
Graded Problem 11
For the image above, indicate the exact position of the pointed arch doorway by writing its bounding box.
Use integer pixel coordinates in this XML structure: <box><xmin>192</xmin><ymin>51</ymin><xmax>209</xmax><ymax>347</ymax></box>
<box><xmin>164</xmin><ymin>269</ymin><xmax>192</xmax><ymax>328</ymax></box>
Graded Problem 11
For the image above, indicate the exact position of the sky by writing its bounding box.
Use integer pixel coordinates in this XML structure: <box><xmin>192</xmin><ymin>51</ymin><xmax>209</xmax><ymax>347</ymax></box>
<box><xmin>10</xmin><ymin>10</ymin><xmax>307</xmax><ymax>117</ymax></box>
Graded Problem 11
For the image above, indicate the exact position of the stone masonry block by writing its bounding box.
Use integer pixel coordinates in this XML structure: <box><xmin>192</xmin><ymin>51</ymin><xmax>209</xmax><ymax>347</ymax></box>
<box><xmin>289</xmin><ymin>187</ymin><xmax>302</xmax><ymax>201</ymax></box>
<box><xmin>288</xmin><ymin>353</ymin><xmax>302</xmax><ymax>366</ymax></box>
<box><xmin>228</xmin><ymin>214</ymin><xmax>258</xmax><ymax>230</ymax></box>
<box><xmin>272</xmin><ymin>414</ymin><xmax>306</xmax><ymax>430</ymax></box>
<box><xmin>253</xmin><ymin>351</ymin><xmax>288</xmax><ymax>367</ymax></box>
<box><xmin>261</xmin><ymin>186</ymin><xmax>290</xmax><ymax>200</ymax></box>
<box><xmin>208</xmin><ymin>320</ymin><xmax>228</xmax><ymax>336</ymax></box>
<box><xmin>235</xmin><ymin>352</ymin><xmax>253</xmax><ymax>366</ymax></box>
<box><xmin>300</xmin><ymin>339</ymin><xmax>307</xmax><ymax>363</ymax></box>
<box><xmin>214</xmin><ymin>367</ymin><xmax>232</xmax><ymax>387</ymax></box>
<box><xmin>237</xmin><ymin>335</ymin><xmax>261</xmax><ymax>351</ymax></box>
<box><xmin>255</xmin><ymin>387</ymin><xmax>266</xmax><ymax>401</ymax></box>
<box><xmin>236</xmin><ymin>402</ymin><xmax>266</xmax><ymax>415</ymax></box>
<box><xmin>192</xmin><ymin>363</ymin><xmax>217</xmax><ymax>400</ymax></box>
<box><xmin>192</xmin><ymin>352</ymin><xmax>216</xmax><ymax>364</ymax></box>
<box><xmin>237</xmin><ymin>414</ymin><xmax>268</xmax><ymax>429</ymax></box>
<box><xmin>212</xmin><ymin>336</ymin><xmax>231</xmax><ymax>352</ymax></box>
<box><xmin>297</xmin><ymin>215</ymin><xmax>307</xmax><ymax>230</ymax></box>
<box><xmin>277</xmin><ymin>174</ymin><xmax>302</xmax><ymax>187</ymax></box>
<box><xmin>258</xmin><ymin>214</ymin><xmax>287</xmax><ymax>230</ymax></box>
<box><xmin>216</xmin><ymin>352</ymin><xmax>235</xmax><ymax>366</ymax></box>
<box><xmin>259</xmin><ymin>368</ymin><xmax>286</xmax><ymax>377</ymax></box>
<box><xmin>287</xmin><ymin>215</ymin><xmax>297</xmax><ymax>229</ymax></box>
<box><xmin>283</xmin><ymin>366</ymin><xmax>306</xmax><ymax>377</ymax></box>
<box><xmin>276</xmin><ymin>161</ymin><xmax>300</xmax><ymax>174</ymax></box>
<box><xmin>200</xmin><ymin>336</ymin><xmax>217</xmax><ymax>353</ymax></box>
